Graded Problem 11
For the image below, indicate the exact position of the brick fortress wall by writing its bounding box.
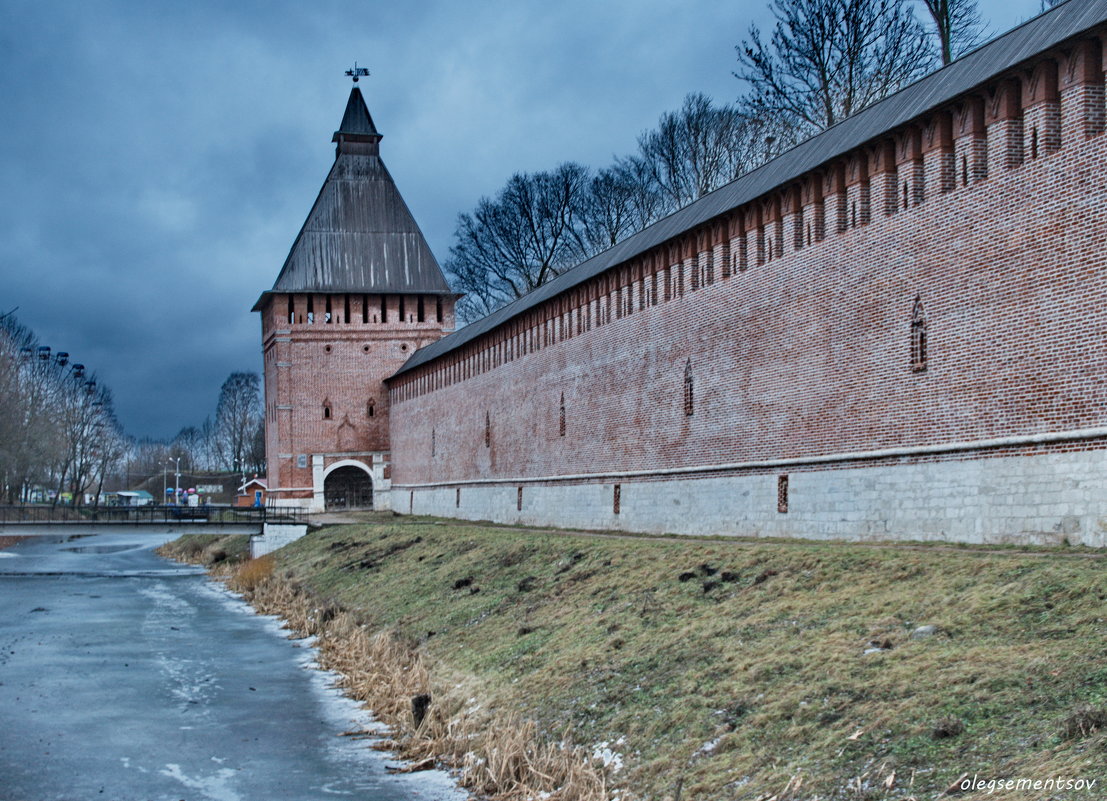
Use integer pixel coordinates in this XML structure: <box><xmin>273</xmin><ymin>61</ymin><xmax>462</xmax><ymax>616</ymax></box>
<box><xmin>261</xmin><ymin>292</ymin><xmax>454</xmax><ymax>504</ymax></box>
<box><xmin>387</xmin><ymin>33</ymin><xmax>1107</xmax><ymax>545</ymax></box>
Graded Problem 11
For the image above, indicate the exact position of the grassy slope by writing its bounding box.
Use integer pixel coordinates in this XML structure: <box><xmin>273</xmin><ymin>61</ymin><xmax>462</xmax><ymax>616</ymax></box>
<box><xmin>265</xmin><ymin>517</ymin><xmax>1105</xmax><ymax>800</ymax></box>
<box><xmin>158</xmin><ymin>532</ymin><xmax>251</xmax><ymax>565</ymax></box>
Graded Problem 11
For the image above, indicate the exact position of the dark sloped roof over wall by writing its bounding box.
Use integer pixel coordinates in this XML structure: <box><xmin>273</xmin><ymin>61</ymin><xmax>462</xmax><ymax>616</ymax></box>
<box><xmin>392</xmin><ymin>0</ymin><xmax>1107</xmax><ymax>378</ymax></box>
<box><xmin>253</xmin><ymin>89</ymin><xmax>453</xmax><ymax>311</ymax></box>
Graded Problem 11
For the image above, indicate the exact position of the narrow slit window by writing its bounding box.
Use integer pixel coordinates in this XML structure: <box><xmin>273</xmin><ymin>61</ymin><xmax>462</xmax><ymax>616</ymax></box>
<box><xmin>323</xmin><ymin>400</ymin><xmax>332</xmax><ymax>420</ymax></box>
<box><xmin>380</xmin><ymin>295</ymin><xmax>388</xmax><ymax>323</ymax></box>
<box><xmin>517</xmin><ymin>486</ymin><xmax>523</xmax><ymax>511</ymax></box>
<box><xmin>1031</xmin><ymin>127</ymin><xmax>1039</xmax><ymax>160</ymax></box>
<box><xmin>777</xmin><ymin>475</ymin><xmax>789</xmax><ymax>513</ymax></box>
<box><xmin>287</xmin><ymin>295</ymin><xmax>294</xmax><ymax>324</ymax></box>
<box><xmin>431</xmin><ymin>428</ymin><xmax>436</xmax><ymax>457</ymax></box>
<box><xmin>362</xmin><ymin>294</ymin><xmax>369</xmax><ymax>323</ymax></box>
<box><xmin>367</xmin><ymin>400</ymin><xmax>375</xmax><ymax>418</ymax></box>
<box><xmin>559</xmin><ymin>392</ymin><xmax>566</xmax><ymax>437</ymax></box>
<box><xmin>455</xmin><ymin>487</ymin><xmax>461</xmax><ymax>508</ymax></box>
<box><xmin>484</xmin><ymin>411</ymin><xmax>491</xmax><ymax>448</ymax></box>
<box><xmin>683</xmin><ymin>358</ymin><xmax>694</xmax><ymax>416</ymax></box>
<box><xmin>911</xmin><ymin>295</ymin><xmax>928</xmax><ymax>371</ymax></box>
<box><xmin>613</xmin><ymin>484</ymin><xmax>621</xmax><ymax>515</ymax></box>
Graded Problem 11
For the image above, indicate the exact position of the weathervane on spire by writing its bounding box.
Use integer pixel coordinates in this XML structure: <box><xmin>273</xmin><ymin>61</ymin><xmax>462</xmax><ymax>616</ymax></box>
<box><xmin>345</xmin><ymin>62</ymin><xmax>370</xmax><ymax>83</ymax></box>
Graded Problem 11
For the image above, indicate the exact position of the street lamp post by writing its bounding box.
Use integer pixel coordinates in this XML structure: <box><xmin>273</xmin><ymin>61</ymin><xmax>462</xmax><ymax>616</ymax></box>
<box><xmin>167</xmin><ymin>457</ymin><xmax>181</xmax><ymax>504</ymax></box>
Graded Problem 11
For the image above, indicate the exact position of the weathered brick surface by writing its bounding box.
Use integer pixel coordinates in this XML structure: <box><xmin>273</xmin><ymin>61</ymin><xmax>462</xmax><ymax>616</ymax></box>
<box><xmin>385</xmin><ymin>37</ymin><xmax>1107</xmax><ymax>543</ymax></box>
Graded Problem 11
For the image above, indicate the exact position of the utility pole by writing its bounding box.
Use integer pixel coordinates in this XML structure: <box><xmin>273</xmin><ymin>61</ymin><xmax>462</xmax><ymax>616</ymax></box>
<box><xmin>170</xmin><ymin>456</ymin><xmax>181</xmax><ymax>504</ymax></box>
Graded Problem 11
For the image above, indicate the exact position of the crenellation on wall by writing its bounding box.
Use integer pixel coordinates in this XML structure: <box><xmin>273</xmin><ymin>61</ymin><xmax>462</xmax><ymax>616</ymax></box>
<box><xmin>1061</xmin><ymin>37</ymin><xmax>1105</xmax><ymax>141</ymax></box>
<box><xmin>922</xmin><ymin>110</ymin><xmax>955</xmax><ymax>197</ymax></box>
<box><xmin>871</xmin><ymin>139</ymin><xmax>899</xmax><ymax>217</ymax></box>
<box><xmin>824</xmin><ymin>163</ymin><xmax>848</xmax><ymax>234</ymax></box>
<box><xmin>1023</xmin><ymin>57</ymin><xmax>1062</xmax><ymax>159</ymax></box>
<box><xmin>987</xmin><ymin>77</ymin><xmax>1025</xmax><ymax>174</ymax></box>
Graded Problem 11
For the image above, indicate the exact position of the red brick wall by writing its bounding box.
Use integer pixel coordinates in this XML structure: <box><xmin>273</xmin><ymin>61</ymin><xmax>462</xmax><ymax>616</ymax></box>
<box><xmin>389</xmin><ymin>42</ymin><xmax>1107</xmax><ymax>488</ymax></box>
<box><xmin>261</xmin><ymin>292</ymin><xmax>454</xmax><ymax>496</ymax></box>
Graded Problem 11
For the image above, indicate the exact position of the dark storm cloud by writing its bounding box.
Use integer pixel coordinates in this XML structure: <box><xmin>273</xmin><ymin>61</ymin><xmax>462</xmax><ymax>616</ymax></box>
<box><xmin>0</xmin><ymin>0</ymin><xmax>1034</xmax><ymax>439</ymax></box>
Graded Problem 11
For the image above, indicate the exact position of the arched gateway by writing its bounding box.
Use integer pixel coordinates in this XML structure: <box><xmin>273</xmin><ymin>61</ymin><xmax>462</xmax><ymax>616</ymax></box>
<box><xmin>323</xmin><ymin>465</ymin><xmax>373</xmax><ymax>510</ymax></box>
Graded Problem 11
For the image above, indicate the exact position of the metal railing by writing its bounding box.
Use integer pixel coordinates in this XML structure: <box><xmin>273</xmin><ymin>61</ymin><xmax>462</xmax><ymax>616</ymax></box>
<box><xmin>0</xmin><ymin>505</ymin><xmax>309</xmax><ymax>526</ymax></box>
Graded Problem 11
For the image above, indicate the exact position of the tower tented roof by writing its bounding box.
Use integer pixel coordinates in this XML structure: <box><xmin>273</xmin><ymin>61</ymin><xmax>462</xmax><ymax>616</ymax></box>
<box><xmin>333</xmin><ymin>86</ymin><xmax>380</xmax><ymax>139</ymax></box>
<box><xmin>254</xmin><ymin>87</ymin><xmax>452</xmax><ymax>310</ymax></box>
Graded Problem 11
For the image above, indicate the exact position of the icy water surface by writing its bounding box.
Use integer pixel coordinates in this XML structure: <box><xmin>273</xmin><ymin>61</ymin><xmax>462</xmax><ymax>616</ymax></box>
<box><xmin>0</xmin><ymin>529</ymin><xmax>468</xmax><ymax>801</ymax></box>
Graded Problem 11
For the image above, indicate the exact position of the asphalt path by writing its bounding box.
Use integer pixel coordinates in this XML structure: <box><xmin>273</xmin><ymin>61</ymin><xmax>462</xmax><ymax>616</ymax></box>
<box><xmin>0</xmin><ymin>529</ymin><xmax>468</xmax><ymax>801</ymax></box>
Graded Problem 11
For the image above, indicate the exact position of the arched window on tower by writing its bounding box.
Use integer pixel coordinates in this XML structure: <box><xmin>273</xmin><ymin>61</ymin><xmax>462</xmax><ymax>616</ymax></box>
<box><xmin>911</xmin><ymin>295</ymin><xmax>928</xmax><ymax>372</ymax></box>
<box><xmin>367</xmin><ymin>400</ymin><xmax>375</xmax><ymax>418</ymax></box>
<box><xmin>323</xmin><ymin>399</ymin><xmax>332</xmax><ymax>419</ymax></box>
<box><xmin>683</xmin><ymin>359</ymin><xmax>694</xmax><ymax>416</ymax></box>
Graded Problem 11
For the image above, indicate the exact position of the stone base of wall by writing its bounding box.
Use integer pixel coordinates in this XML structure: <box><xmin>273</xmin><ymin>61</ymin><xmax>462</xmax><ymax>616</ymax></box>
<box><xmin>392</xmin><ymin>449</ymin><xmax>1107</xmax><ymax>547</ymax></box>
<box><xmin>250</xmin><ymin>522</ymin><xmax>309</xmax><ymax>558</ymax></box>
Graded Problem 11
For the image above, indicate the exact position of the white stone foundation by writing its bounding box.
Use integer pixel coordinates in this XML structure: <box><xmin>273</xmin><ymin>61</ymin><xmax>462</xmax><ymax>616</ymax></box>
<box><xmin>392</xmin><ymin>449</ymin><xmax>1107</xmax><ymax>547</ymax></box>
<box><xmin>250</xmin><ymin>523</ymin><xmax>309</xmax><ymax>558</ymax></box>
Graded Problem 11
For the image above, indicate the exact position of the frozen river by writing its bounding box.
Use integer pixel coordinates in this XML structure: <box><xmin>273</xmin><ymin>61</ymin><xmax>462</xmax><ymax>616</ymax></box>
<box><xmin>0</xmin><ymin>529</ymin><xmax>467</xmax><ymax>801</ymax></box>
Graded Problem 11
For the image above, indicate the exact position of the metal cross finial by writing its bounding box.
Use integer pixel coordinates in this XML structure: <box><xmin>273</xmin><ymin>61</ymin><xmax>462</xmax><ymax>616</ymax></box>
<box><xmin>345</xmin><ymin>62</ymin><xmax>370</xmax><ymax>83</ymax></box>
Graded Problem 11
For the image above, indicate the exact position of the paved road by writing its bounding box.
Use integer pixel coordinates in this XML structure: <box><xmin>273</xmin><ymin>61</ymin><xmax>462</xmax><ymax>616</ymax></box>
<box><xmin>0</xmin><ymin>529</ymin><xmax>468</xmax><ymax>801</ymax></box>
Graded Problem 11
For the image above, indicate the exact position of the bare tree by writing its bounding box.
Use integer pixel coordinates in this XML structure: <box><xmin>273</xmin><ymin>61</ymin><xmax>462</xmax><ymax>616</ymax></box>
<box><xmin>579</xmin><ymin>166</ymin><xmax>649</xmax><ymax>253</ymax></box>
<box><xmin>735</xmin><ymin>0</ymin><xmax>934</xmax><ymax>135</ymax></box>
<box><xmin>212</xmin><ymin>372</ymin><xmax>262</xmax><ymax>472</ymax></box>
<box><xmin>88</xmin><ymin>408</ymin><xmax>128</xmax><ymax>507</ymax></box>
<box><xmin>52</xmin><ymin>373</ymin><xmax>113</xmax><ymax>506</ymax></box>
<box><xmin>246</xmin><ymin>417</ymin><xmax>266</xmax><ymax>477</ymax></box>
<box><xmin>447</xmin><ymin>163</ymin><xmax>592</xmax><ymax>322</ymax></box>
<box><xmin>608</xmin><ymin>155</ymin><xmax>670</xmax><ymax>234</ymax></box>
<box><xmin>0</xmin><ymin>324</ymin><xmax>67</xmax><ymax>502</ymax></box>
<box><xmin>920</xmin><ymin>0</ymin><xmax>986</xmax><ymax>65</ymax></box>
<box><xmin>636</xmin><ymin>93</ymin><xmax>772</xmax><ymax>211</ymax></box>
<box><xmin>0</xmin><ymin>314</ymin><xmax>127</xmax><ymax>505</ymax></box>
<box><xmin>172</xmin><ymin>423</ymin><xmax>215</xmax><ymax>471</ymax></box>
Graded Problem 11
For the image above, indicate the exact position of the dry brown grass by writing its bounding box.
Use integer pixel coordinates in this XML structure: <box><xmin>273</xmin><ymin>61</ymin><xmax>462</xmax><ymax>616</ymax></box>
<box><xmin>234</xmin><ymin>572</ymin><xmax>612</xmax><ymax>801</ymax></box>
<box><xmin>227</xmin><ymin>554</ymin><xmax>275</xmax><ymax>592</ymax></box>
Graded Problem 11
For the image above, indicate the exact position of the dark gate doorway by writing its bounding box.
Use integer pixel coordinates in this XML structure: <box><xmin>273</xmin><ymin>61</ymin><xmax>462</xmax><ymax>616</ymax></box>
<box><xmin>323</xmin><ymin>465</ymin><xmax>373</xmax><ymax>510</ymax></box>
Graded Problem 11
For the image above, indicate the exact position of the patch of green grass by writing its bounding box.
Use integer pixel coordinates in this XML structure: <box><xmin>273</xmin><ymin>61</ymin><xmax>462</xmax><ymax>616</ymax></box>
<box><xmin>269</xmin><ymin>519</ymin><xmax>1107</xmax><ymax>800</ymax></box>
<box><xmin>159</xmin><ymin>533</ymin><xmax>250</xmax><ymax>565</ymax></box>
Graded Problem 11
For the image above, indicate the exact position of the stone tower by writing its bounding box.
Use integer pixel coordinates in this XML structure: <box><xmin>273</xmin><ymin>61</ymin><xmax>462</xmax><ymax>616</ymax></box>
<box><xmin>253</xmin><ymin>85</ymin><xmax>456</xmax><ymax>511</ymax></box>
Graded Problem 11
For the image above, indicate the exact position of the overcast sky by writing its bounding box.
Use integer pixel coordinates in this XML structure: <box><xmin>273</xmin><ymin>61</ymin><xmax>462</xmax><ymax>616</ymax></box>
<box><xmin>0</xmin><ymin>0</ymin><xmax>1046</xmax><ymax>440</ymax></box>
